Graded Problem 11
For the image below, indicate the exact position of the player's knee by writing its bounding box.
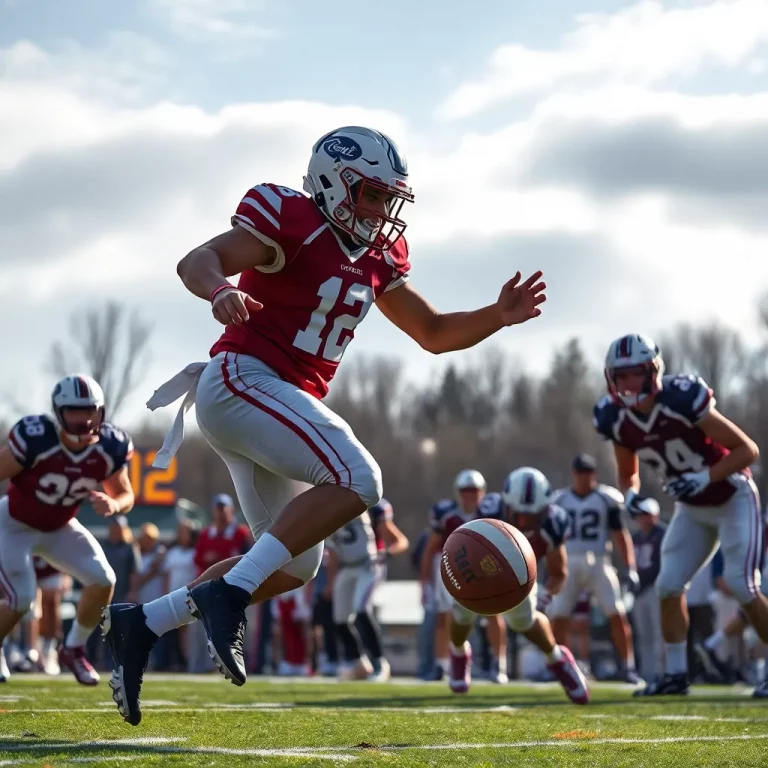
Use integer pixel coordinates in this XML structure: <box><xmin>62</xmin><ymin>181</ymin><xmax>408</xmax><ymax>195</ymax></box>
<box><xmin>281</xmin><ymin>542</ymin><xmax>324</xmax><ymax>584</ymax></box>
<box><xmin>83</xmin><ymin>562</ymin><xmax>116</xmax><ymax>590</ymax></box>
<box><xmin>654</xmin><ymin>571</ymin><xmax>684</xmax><ymax>600</ymax></box>
<box><xmin>504</xmin><ymin>599</ymin><xmax>536</xmax><ymax>633</ymax></box>
<box><xmin>723</xmin><ymin>570</ymin><xmax>761</xmax><ymax>606</ymax></box>
<box><xmin>451</xmin><ymin>603</ymin><xmax>475</xmax><ymax>626</ymax></box>
<box><xmin>352</xmin><ymin>458</ymin><xmax>383</xmax><ymax>510</ymax></box>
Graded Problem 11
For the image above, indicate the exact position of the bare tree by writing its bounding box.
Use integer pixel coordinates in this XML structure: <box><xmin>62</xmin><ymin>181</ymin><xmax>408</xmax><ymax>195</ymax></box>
<box><xmin>48</xmin><ymin>301</ymin><xmax>153</xmax><ymax>419</ymax></box>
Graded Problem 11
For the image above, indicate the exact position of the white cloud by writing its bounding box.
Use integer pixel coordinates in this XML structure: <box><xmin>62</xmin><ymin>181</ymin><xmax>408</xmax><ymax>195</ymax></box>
<box><xmin>146</xmin><ymin>0</ymin><xmax>276</xmax><ymax>43</ymax></box>
<box><xmin>439</xmin><ymin>0</ymin><xmax>768</xmax><ymax>120</ymax></box>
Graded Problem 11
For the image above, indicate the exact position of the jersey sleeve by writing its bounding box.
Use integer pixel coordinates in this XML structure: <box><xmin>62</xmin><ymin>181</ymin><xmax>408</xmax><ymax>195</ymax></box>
<box><xmin>662</xmin><ymin>375</ymin><xmax>715</xmax><ymax>424</ymax></box>
<box><xmin>100</xmin><ymin>424</ymin><xmax>134</xmax><ymax>476</ymax></box>
<box><xmin>599</xmin><ymin>485</ymin><xmax>626</xmax><ymax>531</ymax></box>
<box><xmin>231</xmin><ymin>184</ymin><xmax>306</xmax><ymax>274</ymax></box>
<box><xmin>7</xmin><ymin>415</ymin><xmax>58</xmax><ymax>469</ymax></box>
<box><xmin>543</xmin><ymin>505</ymin><xmax>569</xmax><ymax>550</ymax></box>
<box><xmin>478</xmin><ymin>492</ymin><xmax>504</xmax><ymax>520</ymax></box>
<box><xmin>593</xmin><ymin>395</ymin><xmax>619</xmax><ymax>442</ymax></box>
<box><xmin>429</xmin><ymin>500</ymin><xmax>453</xmax><ymax>533</ymax></box>
<box><xmin>382</xmin><ymin>237</ymin><xmax>411</xmax><ymax>292</ymax></box>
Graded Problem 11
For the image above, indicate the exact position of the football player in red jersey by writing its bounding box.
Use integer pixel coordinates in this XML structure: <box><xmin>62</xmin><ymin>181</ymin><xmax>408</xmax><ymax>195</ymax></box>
<box><xmin>594</xmin><ymin>333</ymin><xmax>765</xmax><ymax>696</ymax></box>
<box><xmin>102</xmin><ymin>126</ymin><xmax>545</xmax><ymax>725</ymax></box>
<box><xmin>447</xmin><ymin>468</ymin><xmax>588</xmax><ymax>703</ymax></box>
<box><xmin>0</xmin><ymin>375</ymin><xmax>134</xmax><ymax>686</ymax></box>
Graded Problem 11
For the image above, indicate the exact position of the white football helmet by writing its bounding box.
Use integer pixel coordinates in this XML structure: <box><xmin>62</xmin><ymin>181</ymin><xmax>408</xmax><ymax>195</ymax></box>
<box><xmin>51</xmin><ymin>374</ymin><xmax>105</xmax><ymax>441</ymax></box>
<box><xmin>303</xmin><ymin>126</ymin><xmax>414</xmax><ymax>249</ymax></box>
<box><xmin>604</xmin><ymin>334</ymin><xmax>665</xmax><ymax>407</ymax></box>
<box><xmin>502</xmin><ymin>467</ymin><xmax>551</xmax><ymax>515</ymax></box>
<box><xmin>454</xmin><ymin>469</ymin><xmax>486</xmax><ymax>493</ymax></box>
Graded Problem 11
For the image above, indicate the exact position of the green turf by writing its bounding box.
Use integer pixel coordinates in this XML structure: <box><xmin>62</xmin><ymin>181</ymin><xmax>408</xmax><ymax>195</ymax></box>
<box><xmin>1</xmin><ymin>675</ymin><xmax>768</xmax><ymax>766</ymax></box>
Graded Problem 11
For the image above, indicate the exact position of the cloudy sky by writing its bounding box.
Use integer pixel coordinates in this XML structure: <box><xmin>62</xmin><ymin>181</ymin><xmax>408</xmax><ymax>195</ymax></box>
<box><xmin>2</xmin><ymin>0</ymin><xmax>768</xmax><ymax>426</ymax></box>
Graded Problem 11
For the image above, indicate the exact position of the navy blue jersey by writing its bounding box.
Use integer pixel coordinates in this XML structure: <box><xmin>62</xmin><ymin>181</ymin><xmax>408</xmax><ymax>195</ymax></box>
<box><xmin>594</xmin><ymin>374</ymin><xmax>744</xmax><ymax>506</ymax></box>
<box><xmin>7</xmin><ymin>415</ymin><xmax>133</xmax><ymax>532</ymax></box>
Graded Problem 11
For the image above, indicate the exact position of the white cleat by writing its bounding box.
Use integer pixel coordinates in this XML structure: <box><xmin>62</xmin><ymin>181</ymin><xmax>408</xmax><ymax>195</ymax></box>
<box><xmin>0</xmin><ymin>647</ymin><xmax>9</xmax><ymax>683</ymax></box>
<box><xmin>368</xmin><ymin>658</ymin><xmax>391</xmax><ymax>682</ymax></box>
<box><xmin>338</xmin><ymin>657</ymin><xmax>373</xmax><ymax>681</ymax></box>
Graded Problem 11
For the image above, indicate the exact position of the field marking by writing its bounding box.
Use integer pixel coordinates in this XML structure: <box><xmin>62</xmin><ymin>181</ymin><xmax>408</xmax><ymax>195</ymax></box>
<box><xmin>581</xmin><ymin>712</ymin><xmax>768</xmax><ymax>724</ymax></box>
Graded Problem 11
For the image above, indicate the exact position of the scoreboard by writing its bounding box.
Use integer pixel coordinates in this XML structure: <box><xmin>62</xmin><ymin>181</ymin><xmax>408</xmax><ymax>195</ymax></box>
<box><xmin>128</xmin><ymin>447</ymin><xmax>178</xmax><ymax>506</ymax></box>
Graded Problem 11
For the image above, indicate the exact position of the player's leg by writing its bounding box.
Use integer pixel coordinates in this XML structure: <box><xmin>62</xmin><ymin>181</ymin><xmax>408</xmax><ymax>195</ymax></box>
<box><xmin>548</xmin><ymin>557</ymin><xmax>584</xmax><ymax>645</ymax></box>
<box><xmin>41</xmin><ymin>519</ymin><xmax>115</xmax><ymax>685</ymax></box>
<box><xmin>633</xmin><ymin>588</ymin><xmax>662</xmax><ymax>682</ymax></box>
<box><xmin>505</xmin><ymin>585</ymin><xmax>589</xmax><ymax>704</ymax></box>
<box><xmin>0</xmin><ymin>499</ymin><xmax>41</xmax><ymax>671</ymax></box>
<box><xmin>431</xmin><ymin>564</ymin><xmax>454</xmax><ymax>680</ymax></box>
<box><xmin>485</xmin><ymin>615</ymin><xmax>508</xmax><ymax>684</ymax></box>
<box><xmin>351</xmin><ymin>566</ymin><xmax>388</xmax><ymax>681</ymax></box>
<box><xmin>39</xmin><ymin>577</ymin><xmax>64</xmax><ymax>675</ymax></box>
<box><xmin>333</xmin><ymin>567</ymin><xmax>370</xmax><ymax>680</ymax></box>
<box><xmin>592</xmin><ymin>559</ymin><xmax>640</xmax><ymax>683</ymax></box>
<box><xmin>447</xmin><ymin>601</ymin><xmax>476</xmax><ymax>693</ymax></box>
<box><xmin>189</xmin><ymin>355</ymin><xmax>380</xmax><ymax>674</ymax></box>
<box><xmin>568</xmin><ymin>594</ymin><xmax>592</xmax><ymax>672</ymax></box>
<box><xmin>637</xmin><ymin>506</ymin><xmax>718</xmax><ymax>696</ymax></box>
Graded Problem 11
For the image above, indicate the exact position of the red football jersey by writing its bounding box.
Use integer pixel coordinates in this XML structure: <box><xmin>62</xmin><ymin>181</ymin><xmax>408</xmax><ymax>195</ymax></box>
<box><xmin>210</xmin><ymin>184</ymin><xmax>411</xmax><ymax>399</ymax></box>
<box><xmin>6</xmin><ymin>414</ymin><xmax>133</xmax><ymax>532</ymax></box>
<box><xmin>193</xmin><ymin>522</ymin><xmax>251</xmax><ymax>574</ymax></box>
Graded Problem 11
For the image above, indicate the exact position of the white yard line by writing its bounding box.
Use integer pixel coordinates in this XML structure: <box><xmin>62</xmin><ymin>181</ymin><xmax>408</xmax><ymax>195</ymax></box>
<box><xmin>581</xmin><ymin>712</ymin><xmax>768</xmax><ymax>723</ymax></box>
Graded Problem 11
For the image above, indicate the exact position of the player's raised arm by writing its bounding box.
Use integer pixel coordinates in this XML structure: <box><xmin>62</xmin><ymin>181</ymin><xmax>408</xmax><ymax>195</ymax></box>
<box><xmin>177</xmin><ymin>226</ymin><xmax>273</xmax><ymax>325</ymax></box>
<box><xmin>376</xmin><ymin>272</ymin><xmax>546</xmax><ymax>355</ymax></box>
<box><xmin>0</xmin><ymin>445</ymin><xmax>23</xmax><ymax>483</ymax></box>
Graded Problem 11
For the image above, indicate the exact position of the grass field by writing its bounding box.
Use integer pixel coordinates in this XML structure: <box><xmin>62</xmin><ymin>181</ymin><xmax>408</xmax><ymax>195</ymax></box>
<box><xmin>1</xmin><ymin>675</ymin><xmax>768</xmax><ymax>766</ymax></box>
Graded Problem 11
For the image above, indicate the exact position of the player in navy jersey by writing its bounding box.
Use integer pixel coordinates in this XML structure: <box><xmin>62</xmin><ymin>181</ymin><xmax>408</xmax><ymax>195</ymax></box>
<box><xmin>447</xmin><ymin>467</ymin><xmax>588</xmax><ymax>703</ymax></box>
<box><xmin>594</xmin><ymin>333</ymin><xmax>764</xmax><ymax>696</ymax></box>
<box><xmin>0</xmin><ymin>375</ymin><xmax>134</xmax><ymax>686</ymax></box>
<box><xmin>420</xmin><ymin>470</ymin><xmax>508</xmax><ymax>682</ymax></box>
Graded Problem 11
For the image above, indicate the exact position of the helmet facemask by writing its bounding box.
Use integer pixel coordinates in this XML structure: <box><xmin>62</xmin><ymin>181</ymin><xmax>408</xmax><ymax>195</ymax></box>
<box><xmin>55</xmin><ymin>405</ymin><xmax>104</xmax><ymax>444</ymax></box>
<box><xmin>605</xmin><ymin>361</ymin><xmax>662</xmax><ymax>408</ymax></box>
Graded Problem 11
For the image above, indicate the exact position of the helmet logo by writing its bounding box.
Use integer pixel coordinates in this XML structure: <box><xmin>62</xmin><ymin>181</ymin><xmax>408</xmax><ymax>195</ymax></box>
<box><xmin>323</xmin><ymin>136</ymin><xmax>362</xmax><ymax>162</ymax></box>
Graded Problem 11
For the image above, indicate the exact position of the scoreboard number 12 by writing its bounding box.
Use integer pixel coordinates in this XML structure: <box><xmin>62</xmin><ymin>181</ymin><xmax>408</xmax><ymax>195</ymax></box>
<box><xmin>128</xmin><ymin>448</ymin><xmax>178</xmax><ymax>506</ymax></box>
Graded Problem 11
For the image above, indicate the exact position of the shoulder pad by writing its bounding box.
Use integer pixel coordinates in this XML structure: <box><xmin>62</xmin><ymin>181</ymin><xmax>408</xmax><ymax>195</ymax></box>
<box><xmin>593</xmin><ymin>395</ymin><xmax>619</xmax><ymax>441</ymax></box>
<box><xmin>658</xmin><ymin>374</ymin><xmax>714</xmax><ymax>423</ymax></box>
<box><xmin>478</xmin><ymin>492</ymin><xmax>504</xmax><ymax>518</ymax></box>
<box><xmin>99</xmin><ymin>423</ymin><xmax>134</xmax><ymax>470</ymax></box>
<box><xmin>432</xmin><ymin>499</ymin><xmax>456</xmax><ymax>515</ymax></box>
<box><xmin>545</xmin><ymin>504</ymin><xmax>570</xmax><ymax>546</ymax></box>
<box><xmin>8</xmin><ymin>414</ymin><xmax>58</xmax><ymax>469</ymax></box>
<box><xmin>597</xmin><ymin>484</ymin><xmax>624</xmax><ymax>506</ymax></box>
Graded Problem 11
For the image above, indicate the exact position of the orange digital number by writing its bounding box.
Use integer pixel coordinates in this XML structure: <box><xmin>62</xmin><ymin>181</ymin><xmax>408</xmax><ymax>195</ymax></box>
<box><xmin>142</xmin><ymin>451</ymin><xmax>178</xmax><ymax>506</ymax></box>
<box><xmin>129</xmin><ymin>451</ymin><xmax>143</xmax><ymax>497</ymax></box>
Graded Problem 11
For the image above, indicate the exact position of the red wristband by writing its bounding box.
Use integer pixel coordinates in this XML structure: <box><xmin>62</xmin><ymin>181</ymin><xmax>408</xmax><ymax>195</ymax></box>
<box><xmin>210</xmin><ymin>284</ymin><xmax>234</xmax><ymax>302</ymax></box>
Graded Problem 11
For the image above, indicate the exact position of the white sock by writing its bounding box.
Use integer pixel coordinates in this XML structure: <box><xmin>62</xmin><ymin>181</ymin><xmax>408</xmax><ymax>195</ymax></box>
<box><xmin>624</xmin><ymin>650</ymin><xmax>636</xmax><ymax>670</ymax></box>
<box><xmin>665</xmin><ymin>641</ymin><xmax>688</xmax><ymax>675</ymax></box>
<box><xmin>143</xmin><ymin>588</ymin><xmax>197</xmax><ymax>637</ymax></box>
<box><xmin>41</xmin><ymin>637</ymin><xmax>56</xmax><ymax>656</ymax></box>
<box><xmin>450</xmin><ymin>642</ymin><xmax>467</xmax><ymax>655</ymax></box>
<box><xmin>547</xmin><ymin>645</ymin><xmax>563</xmax><ymax>663</ymax></box>
<box><xmin>65</xmin><ymin>619</ymin><xmax>93</xmax><ymax>648</ymax></box>
<box><xmin>437</xmin><ymin>657</ymin><xmax>449</xmax><ymax>670</ymax></box>
<box><xmin>704</xmin><ymin>630</ymin><xmax>725</xmax><ymax>652</ymax></box>
<box><xmin>496</xmin><ymin>654</ymin><xmax>507</xmax><ymax>674</ymax></box>
<box><xmin>223</xmin><ymin>533</ymin><xmax>292</xmax><ymax>594</ymax></box>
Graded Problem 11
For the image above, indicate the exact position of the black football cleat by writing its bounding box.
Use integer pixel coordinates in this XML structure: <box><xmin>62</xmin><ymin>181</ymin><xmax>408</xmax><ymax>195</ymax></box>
<box><xmin>633</xmin><ymin>673</ymin><xmax>689</xmax><ymax>697</ymax></box>
<box><xmin>187</xmin><ymin>578</ymin><xmax>250</xmax><ymax>686</ymax></box>
<box><xmin>694</xmin><ymin>642</ymin><xmax>735</xmax><ymax>683</ymax></box>
<box><xmin>101</xmin><ymin>603</ymin><xmax>158</xmax><ymax>726</ymax></box>
<box><xmin>753</xmin><ymin>680</ymin><xmax>768</xmax><ymax>699</ymax></box>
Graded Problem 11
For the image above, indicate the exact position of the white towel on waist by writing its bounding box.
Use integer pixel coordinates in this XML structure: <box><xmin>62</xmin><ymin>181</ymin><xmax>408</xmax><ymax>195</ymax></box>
<box><xmin>146</xmin><ymin>362</ymin><xmax>208</xmax><ymax>469</ymax></box>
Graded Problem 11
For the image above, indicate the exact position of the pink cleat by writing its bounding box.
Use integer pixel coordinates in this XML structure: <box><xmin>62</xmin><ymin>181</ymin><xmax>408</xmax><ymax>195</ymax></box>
<box><xmin>59</xmin><ymin>645</ymin><xmax>100</xmax><ymax>686</ymax></box>
<box><xmin>449</xmin><ymin>642</ymin><xmax>472</xmax><ymax>694</ymax></box>
<box><xmin>547</xmin><ymin>645</ymin><xmax>589</xmax><ymax>704</ymax></box>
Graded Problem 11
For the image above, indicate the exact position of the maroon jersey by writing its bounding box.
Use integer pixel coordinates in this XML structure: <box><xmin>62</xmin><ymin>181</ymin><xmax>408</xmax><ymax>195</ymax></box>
<box><xmin>193</xmin><ymin>523</ymin><xmax>251</xmax><ymax>574</ymax></box>
<box><xmin>593</xmin><ymin>374</ymin><xmax>747</xmax><ymax>507</ymax></box>
<box><xmin>430</xmin><ymin>499</ymin><xmax>476</xmax><ymax>544</ymax></box>
<box><xmin>210</xmin><ymin>184</ymin><xmax>411</xmax><ymax>400</ymax></box>
<box><xmin>6</xmin><ymin>414</ymin><xmax>133</xmax><ymax>532</ymax></box>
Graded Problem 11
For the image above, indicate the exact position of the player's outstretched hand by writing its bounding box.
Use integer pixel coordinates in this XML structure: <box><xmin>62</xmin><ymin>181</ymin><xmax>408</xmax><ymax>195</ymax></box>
<box><xmin>497</xmin><ymin>271</ymin><xmax>546</xmax><ymax>327</ymax></box>
<box><xmin>89</xmin><ymin>489</ymin><xmax>119</xmax><ymax>517</ymax></box>
<box><xmin>212</xmin><ymin>287</ymin><xmax>263</xmax><ymax>326</ymax></box>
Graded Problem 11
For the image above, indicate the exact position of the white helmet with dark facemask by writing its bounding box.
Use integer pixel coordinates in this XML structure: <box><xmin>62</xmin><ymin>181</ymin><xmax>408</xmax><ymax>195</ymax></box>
<box><xmin>303</xmin><ymin>126</ymin><xmax>414</xmax><ymax>249</ymax></box>
<box><xmin>51</xmin><ymin>374</ymin><xmax>105</xmax><ymax>442</ymax></box>
<box><xmin>604</xmin><ymin>334</ymin><xmax>665</xmax><ymax>407</ymax></box>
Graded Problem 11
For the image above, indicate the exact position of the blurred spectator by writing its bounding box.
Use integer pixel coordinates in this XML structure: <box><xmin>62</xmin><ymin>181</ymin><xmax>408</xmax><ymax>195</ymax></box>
<box><xmin>631</xmin><ymin>498</ymin><xmax>665</xmax><ymax>682</ymax></box>
<box><xmin>162</xmin><ymin>520</ymin><xmax>200</xmax><ymax>670</ymax></box>
<box><xmin>131</xmin><ymin>523</ymin><xmax>168</xmax><ymax>670</ymax></box>
<box><xmin>90</xmin><ymin>516</ymin><xmax>140</xmax><ymax>669</ymax></box>
<box><xmin>188</xmin><ymin>494</ymin><xmax>251</xmax><ymax>673</ymax></box>
<box><xmin>272</xmin><ymin>585</ymin><xmax>312</xmax><ymax>676</ymax></box>
<box><xmin>310</xmin><ymin>549</ymin><xmax>338</xmax><ymax>676</ymax></box>
<box><xmin>412</xmin><ymin>528</ymin><xmax>436</xmax><ymax>679</ymax></box>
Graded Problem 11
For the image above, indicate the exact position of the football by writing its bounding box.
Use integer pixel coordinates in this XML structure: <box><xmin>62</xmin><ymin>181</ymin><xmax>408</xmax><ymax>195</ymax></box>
<box><xmin>440</xmin><ymin>518</ymin><xmax>537</xmax><ymax>615</ymax></box>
